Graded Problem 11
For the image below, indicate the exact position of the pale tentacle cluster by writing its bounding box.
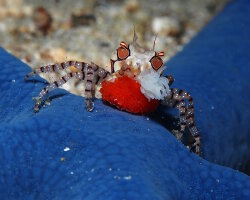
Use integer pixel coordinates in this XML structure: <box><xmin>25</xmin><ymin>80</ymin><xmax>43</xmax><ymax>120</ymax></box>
<box><xmin>136</xmin><ymin>66</ymin><xmax>170</xmax><ymax>100</ymax></box>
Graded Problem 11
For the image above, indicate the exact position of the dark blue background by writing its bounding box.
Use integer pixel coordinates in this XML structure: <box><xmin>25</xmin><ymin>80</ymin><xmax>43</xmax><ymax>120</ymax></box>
<box><xmin>0</xmin><ymin>0</ymin><xmax>249</xmax><ymax>199</ymax></box>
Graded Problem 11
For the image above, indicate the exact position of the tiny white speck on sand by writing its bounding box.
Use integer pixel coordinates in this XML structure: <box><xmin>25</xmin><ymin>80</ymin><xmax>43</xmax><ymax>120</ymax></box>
<box><xmin>64</xmin><ymin>147</ymin><xmax>70</xmax><ymax>152</ymax></box>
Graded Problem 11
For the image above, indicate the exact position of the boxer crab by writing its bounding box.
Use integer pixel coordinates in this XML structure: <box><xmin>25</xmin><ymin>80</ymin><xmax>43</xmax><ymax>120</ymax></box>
<box><xmin>24</xmin><ymin>33</ymin><xmax>200</xmax><ymax>155</ymax></box>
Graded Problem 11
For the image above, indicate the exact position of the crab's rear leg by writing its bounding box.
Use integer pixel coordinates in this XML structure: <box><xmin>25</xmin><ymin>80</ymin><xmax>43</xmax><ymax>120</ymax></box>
<box><xmin>162</xmin><ymin>75</ymin><xmax>186</xmax><ymax>140</ymax></box>
<box><xmin>185</xmin><ymin>93</ymin><xmax>200</xmax><ymax>155</ymax></box>
<box><xmin>24</xmin><ymin>61</ymin><xmax>81</xmax><ymax>81</ymax></box>
<box><xmin>163</xmin><ymin>89</ymin><xmax>186</xmax><ymax>141</ymax></box>
<box><xmin>33</xmin><ymin>71</ymin><xmax>84</xmax><ymax>112</ymax></box>
<box><xmin>32</xmin><ymin>62</ymin><xmax>110</xmax><ymax>112</ymax></box>
<box><xmin>172</xmin><ymin>88</ymin><xmax>200</xmax><ymax>155</ymax></box>
<box><xmin>162</xmin><ymin>88</ymin><xmax>200</xmax><ymax>155</ymax></box>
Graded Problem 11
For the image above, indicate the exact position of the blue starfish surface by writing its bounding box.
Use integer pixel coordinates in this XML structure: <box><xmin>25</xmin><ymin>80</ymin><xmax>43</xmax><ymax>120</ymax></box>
<box><xmin>0</xmin><ymin>0</ymin><xmax>249</xmax><ymax>199</ymax></box>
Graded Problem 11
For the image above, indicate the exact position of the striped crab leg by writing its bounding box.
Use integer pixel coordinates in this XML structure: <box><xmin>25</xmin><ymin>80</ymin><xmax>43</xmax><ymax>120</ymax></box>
<box><xmin>172</xmin><ymin>88</ymin><xmax>200</xmax><ymax>155</ymax></box>
<box><xmin>33</xmin><ymin>70</ymin><xmax>85</xmax><ymax>112</ymax></box>
<box><xmin>162</xmin><ymin>88</ymin><xmax>186</xmax><ymax>141</ymax></box>
<box><xmin>27</xmin><ymin>61</ymin><xmax>110</xmax><ymax>112</ymax></box>
<box><xmin>84</xmin><ymin>62</ymin><xmax>110</xmax><ymax>111</ymax></box>
<box><xmin>184</xmin><ymin>93</ymin><xmax>200</xmax><ymax>155</ymax></box>
<box><xmin>24</xmin><ymin>61</ymin><xmax>81</xmax><ymax>81</ymax></box>
<box><xmin>162</xmin><ymin>87</ymin><xmax>200</xmax><ymax>155</ymax></box>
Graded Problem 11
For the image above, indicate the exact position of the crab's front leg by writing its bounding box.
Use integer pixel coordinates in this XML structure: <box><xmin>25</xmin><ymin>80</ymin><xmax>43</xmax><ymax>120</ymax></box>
<box><xmin>84</xmin><ymin>62</ymin><xmax>110</xmax><ymax>111</ymax></box>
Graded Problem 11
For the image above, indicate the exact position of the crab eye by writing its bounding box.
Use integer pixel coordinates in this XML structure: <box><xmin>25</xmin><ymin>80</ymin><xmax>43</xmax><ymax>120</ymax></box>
<box><xmin>117</xmin><ymin>46</ymin><xmax>130</xmax><ymax>60</ymax></box>
<box><xmin>150</xmin><ymin>56</ymin><xmax>163</xmax><ymax>70</ymax></box>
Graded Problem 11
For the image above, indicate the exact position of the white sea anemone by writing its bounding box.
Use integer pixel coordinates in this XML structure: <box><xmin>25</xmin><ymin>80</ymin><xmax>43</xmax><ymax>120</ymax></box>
<box><xmin>136</xmin><ymin>66</ymin><xmax>170</xmax><ymax>100</ymax></box>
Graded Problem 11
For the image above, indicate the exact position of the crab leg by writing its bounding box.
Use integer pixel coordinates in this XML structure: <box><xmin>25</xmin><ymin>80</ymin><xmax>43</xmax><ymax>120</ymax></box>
<box><xmin>33</xmin><ymin>71</ymin><xmax>85</xmax><ymax>112</ymax></box>
<box><xmin>173</xmin><ymin>88</ymin><xmax>200</xmax><ymax>155</ymax></box>
<box><xmin>176</xmin><ymin>98</ymin><xmax>187</xmax><ymax>140</ymax></box>
<box><xmin>162</xmin><ymin>88</ymin><xmax>200</xmax><ymax>155</ymax></box>
<box><xmin>84</xmin><ymin>62</ymin><xmax>110</xmax><ymax>111</ymax></box>
<box><xmin>164</xmin><ymin>88</ymin><xmax>186</xmax><ymax>141</ymax></box>
<box><xmin>185</xmin><ymin>93</ymin><xmax>200</xmax><ymax>155</ymax></box>
<box><xmin>161</xmin><ymin>75</ymin><xmax>181</xmax><ymax>140</ymax></box>
<box><xmin>24</xmin><ymin>61</ymin><xmax>86</xmax><ymax>81</ymax></box>
<box><xmin>165</xmin><ymin>75</ymin><xmax>174</xmax><ymax>86</ymax></box>
<box><xmin>30</xmin><ymin>61</ymin><xmax>110</xmax><ymax>112</ymax></box>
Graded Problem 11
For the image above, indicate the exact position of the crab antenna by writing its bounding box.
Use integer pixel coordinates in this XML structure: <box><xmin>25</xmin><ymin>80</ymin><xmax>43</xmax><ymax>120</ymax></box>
<box><xmin>133</xmin><ymin>25</ymin><xmax>138</xmax><ymax>45</ymax></box>
<box><xmin>153</xmin><ymin>34</ymin><xmax>158</xmax><ymax>50</ymax></box>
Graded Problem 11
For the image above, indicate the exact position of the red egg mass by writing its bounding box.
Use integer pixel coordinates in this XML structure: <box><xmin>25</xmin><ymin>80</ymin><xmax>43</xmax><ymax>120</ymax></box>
<box><xmin>100</xmin><ymin>76</ymin><xmax>159</xmax><ymax>114</ymax></box>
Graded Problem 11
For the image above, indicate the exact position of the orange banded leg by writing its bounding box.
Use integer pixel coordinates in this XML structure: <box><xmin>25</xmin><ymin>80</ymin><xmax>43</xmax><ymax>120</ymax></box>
<box><xmin>24</xmin><ymin>61</ymin><xmax>88</xmax><ymax>81</ymax></box>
